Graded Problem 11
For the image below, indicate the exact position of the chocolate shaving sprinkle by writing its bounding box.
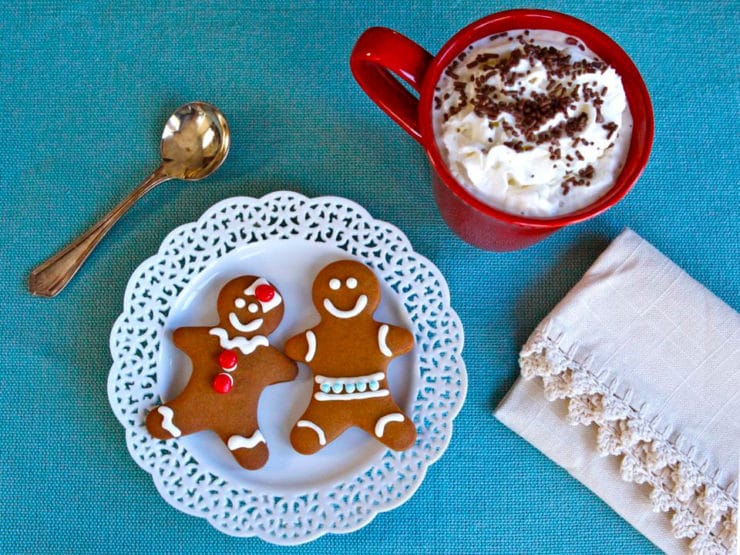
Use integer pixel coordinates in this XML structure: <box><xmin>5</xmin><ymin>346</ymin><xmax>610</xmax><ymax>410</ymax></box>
<box><xmin>503</xmin><ymin>140</ymin><xmax>525</xmax><ymax>152</ymax></box>
<box><xmin>565</xmin><ymin>113</ymin><xmax>588</xmax><ymax>135</ymax></box>
<box><xmin>466</xmin><ymin>52</ymin><xmax>500</xmax><ymax>68</ymax></box>
<box><xmin>602</xmin><ymin>122</ymin><xmax>618</xmax><ymax>139</ymax></box>
<box><xmin>438</xmin><ymin>33</ymin><xmax>619</xmax><ymax>195</ymax></box>
<box><xmin>579</xmin><ymin>165</ymin><xmax>595</xmax><ymax>179</ymax></box>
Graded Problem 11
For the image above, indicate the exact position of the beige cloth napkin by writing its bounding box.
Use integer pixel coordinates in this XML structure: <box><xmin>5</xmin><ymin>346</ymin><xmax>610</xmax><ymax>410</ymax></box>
<box><xmin>495</xmin><ymin>229</ymin><xmax>738</xmax><ymax>554</ymax></box>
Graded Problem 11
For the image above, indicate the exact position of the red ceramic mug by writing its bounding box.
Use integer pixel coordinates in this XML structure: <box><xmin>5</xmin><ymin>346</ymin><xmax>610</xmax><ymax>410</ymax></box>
<box><xmin>350</xmin><ymin>10</ymin><xmax>654</xmax><ymax>251</ymax></box>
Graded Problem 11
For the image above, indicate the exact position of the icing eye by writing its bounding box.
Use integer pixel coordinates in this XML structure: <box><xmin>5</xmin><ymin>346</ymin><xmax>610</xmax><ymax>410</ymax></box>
<box><xmin>234</xmin><ymin>298</ymin><xmax>246</xmax><ymax>309</ymax></box>
<box><xmin>248</xmin><ymin>303</ymin><xmax>259</xmax><ymax>313</ymax></box>
<box><xmin>346</xmin><ymin>277</ymin><xmax>358</xmax><ymax>289</ymax></box>
<box><xmin>329</xmin><ymin>278</ymin><xmax>341</xmax><ymax>290</ymax></box>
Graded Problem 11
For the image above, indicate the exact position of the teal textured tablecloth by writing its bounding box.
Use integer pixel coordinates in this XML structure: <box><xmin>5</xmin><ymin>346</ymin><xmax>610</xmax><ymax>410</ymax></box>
<box><xmin>1</xmin><ymin>1</ymin><xmax>738</xmax><ymax>553</ymax></box>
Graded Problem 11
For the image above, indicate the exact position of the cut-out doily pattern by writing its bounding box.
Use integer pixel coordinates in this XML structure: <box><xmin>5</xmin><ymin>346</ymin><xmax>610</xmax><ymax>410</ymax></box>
<box><xmin>108</xmin><ymin>192</ymin><xmax>467</xmax><ymax>544</ymax></box>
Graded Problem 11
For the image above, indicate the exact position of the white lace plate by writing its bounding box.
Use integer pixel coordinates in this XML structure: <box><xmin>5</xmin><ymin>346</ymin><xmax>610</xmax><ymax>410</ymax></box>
<box><xmin>107</xmin><ymin>192</ymin><xmax>467</xmax><ymax>544</ymax></box>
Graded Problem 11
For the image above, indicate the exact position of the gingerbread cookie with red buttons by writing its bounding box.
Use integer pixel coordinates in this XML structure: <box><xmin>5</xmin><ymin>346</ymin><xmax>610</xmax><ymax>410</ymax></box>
<box><xmin>284</xmin><ymin>259</ymin><xmax>417</xmax><ymax>454</ymax></box>
<box><xmin>146</xmin><ymin>276</ymin><xmax>297</xmax><ymax>470</ymax></box>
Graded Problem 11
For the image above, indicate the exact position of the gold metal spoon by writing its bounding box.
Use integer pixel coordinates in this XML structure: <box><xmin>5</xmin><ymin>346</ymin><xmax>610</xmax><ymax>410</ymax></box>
<box><xmin>28</xmin><ymin>101</ymin><xmax>231</xmax><ymax>297</ymax></box>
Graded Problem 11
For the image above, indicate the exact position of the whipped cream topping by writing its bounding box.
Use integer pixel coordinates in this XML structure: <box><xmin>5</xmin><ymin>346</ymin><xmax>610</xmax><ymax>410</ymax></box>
<box><xmin>433</xmin><ymin>29</ymin><xmax>633</xmax><ymax>218</ymax></box>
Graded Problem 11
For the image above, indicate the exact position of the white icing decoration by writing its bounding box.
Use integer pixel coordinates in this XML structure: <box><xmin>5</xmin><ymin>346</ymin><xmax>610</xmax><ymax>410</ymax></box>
<box><xmin>228</xmin><ymin>312</ymin><xmax>264</xmax><ymax>333</ymax></box>
<box><xmin>346</xmin><ymin>277</ymin><xmax>358</xmax><ymax>289</ymax></box>
<box><xmin>244</xmin><ymin>277</ymin><xmax>282</xmax><ymax>312</ymax></box>
<box><xmin>297</xmin><ymin>420</ymin><xmax>326</xmax><ymax>446</ymax></box>
<box><xmin>378</xmin><ymin>324</ymin><xmax>392</xmax><ymax>357</ymax></box>
<box><xmin>209</xmin><ymin>328</ymin><xmax>269</xmax><ymax>355</ymax></box>
<box><xmin>157</xmin><ymin>406</ymin><xmax>181</xmax><ymax>438</ymax></box>
<box><xmin>314</xmin><ymin>389</ymin><xmax>389</xmax><ymax>401</ymax></box>
<box><xmin>329</xmin><ymin>278</ymin><xmax>341</xmax><ymax>290</ymax></box>
<box><xmin>323</xmin><ymin>295</ymin><xmax>368</xmax><ymax>319</ymax></box>
<box><xmin>315</xmin><ymin>371</ymin><xmax>385</xmax><ymax>385</ymax></box>
<box><xmin>375</xmin><ymin>413</ymin><xmax>405</xmax><ymax>438</ymax></box>
<box><xmin>234</xmin><ymin>298</ymin><xmax>246</xmax><ymax>309</ymax></box>
<box><xmin>227</xmin><ymin>430</ymin><xmax>265</xmax><ymax>451</ymax></box>
<box><xmin>248</xmin><ymin>303</ymin><xmax>258</xmax><ymax>313</ymax></box>
<box><xmin>305</xmin><ymin>330</ymin><xmax>317</xmax><ymax>362</ymax></box>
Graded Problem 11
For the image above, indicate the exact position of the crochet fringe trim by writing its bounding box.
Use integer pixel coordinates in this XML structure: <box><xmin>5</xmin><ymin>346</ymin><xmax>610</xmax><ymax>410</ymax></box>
<box><xmin>520</xmin><ymin>329</ymin><xmax>737</xmax><ymax>554</ymax></box>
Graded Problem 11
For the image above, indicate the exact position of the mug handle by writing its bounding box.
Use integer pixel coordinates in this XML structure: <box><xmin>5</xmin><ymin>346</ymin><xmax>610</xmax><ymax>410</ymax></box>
<box><xmin>350</xmin><ymin>27</ymin><xmax>434</xmax><ymax>144</ymax></box>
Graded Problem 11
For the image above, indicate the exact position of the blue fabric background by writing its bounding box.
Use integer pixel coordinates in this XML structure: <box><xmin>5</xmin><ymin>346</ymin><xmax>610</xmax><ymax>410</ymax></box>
<box><xmin>1</xmin><ymin>1</ymin><xmax>737</xmax><ymax>553</ymax></box>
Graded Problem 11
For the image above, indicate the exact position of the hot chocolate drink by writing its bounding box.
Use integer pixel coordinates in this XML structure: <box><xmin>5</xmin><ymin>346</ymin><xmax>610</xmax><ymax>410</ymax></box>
<box><xmin>433</xmin><ymin>30</ymin><xmax>633</xmax><ymax>218</ymax></box>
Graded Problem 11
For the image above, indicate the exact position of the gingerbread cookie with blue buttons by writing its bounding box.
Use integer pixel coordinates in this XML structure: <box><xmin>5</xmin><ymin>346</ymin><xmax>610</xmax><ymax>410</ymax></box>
<box><xmin>284</xmin><ymin>259</ymin><xmax>417</xmax><ymax>453</ymax></box>
<box><xmin>146</xmin><ymin>276</ymin><xmax>298</xmax><ymax>470</ymax></box>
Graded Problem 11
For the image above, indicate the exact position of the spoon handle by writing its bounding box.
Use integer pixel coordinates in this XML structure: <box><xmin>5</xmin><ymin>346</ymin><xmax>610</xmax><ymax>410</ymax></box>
<box><xmin>28</xmin><ymin>166</ymin><xmax>171</xmax><ymax>297</ymax></box>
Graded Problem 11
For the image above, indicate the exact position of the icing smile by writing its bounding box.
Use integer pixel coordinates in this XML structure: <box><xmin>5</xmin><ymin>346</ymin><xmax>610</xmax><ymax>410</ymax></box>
<box><xmin>323</xmin><ymin>295</ymin><xmax>368</xmax><ymax>319</ymax></box>
<box><xmin>228</xmin><ymin>312</ymin><xmax>264</xmax><ymax>333</ymax></box>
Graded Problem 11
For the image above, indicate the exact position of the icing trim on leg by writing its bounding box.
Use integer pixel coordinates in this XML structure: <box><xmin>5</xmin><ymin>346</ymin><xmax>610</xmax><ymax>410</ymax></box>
<box><xmin>157</xmin><ymin>406</ymin><xmax>182</xmax><ymax>438</ymax></box>
<box><xmin>375</xmin><ymin>412</ymin><xmax>405</xmax><ymax>438</ymax></box>
<box><xmin>296</xmin><ymin>419</ymin><xmax>326</xmax><ymax>446</ymax></box>
<box><xmin>227</xmin><ymin>430</ymin><xmax>266</xmax><ymax>451</ymax></box>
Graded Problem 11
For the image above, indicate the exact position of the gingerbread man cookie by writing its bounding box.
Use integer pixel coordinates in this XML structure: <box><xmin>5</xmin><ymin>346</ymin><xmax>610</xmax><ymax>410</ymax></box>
<box><xmin>146</xmin><ymin>276</ymin><xmax>298</xmax><ymax>470</ymax></box>
<box><xmin>285</xmin><ymin>260</ymin><xmax>416</xmax><ymax>453</ymax></box>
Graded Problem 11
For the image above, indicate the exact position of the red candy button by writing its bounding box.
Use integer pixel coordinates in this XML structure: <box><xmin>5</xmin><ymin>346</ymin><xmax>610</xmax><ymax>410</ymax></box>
<box><xmin>255</xmin><ymin>283</ymin><xmax>275</xmax><ymax>302</ymax></box>
<box><xmin>218</xmin><ymin>349</ymin><xmax>238</xmax><ymax>370</ymax></box>
<box><xmin>212</xmin><ymin>373</ymin><xmax>233</xmax><ymax>394</ymax></box>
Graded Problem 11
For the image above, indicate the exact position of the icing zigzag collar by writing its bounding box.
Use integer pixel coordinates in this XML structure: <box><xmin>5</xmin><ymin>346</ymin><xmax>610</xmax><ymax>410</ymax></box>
<box><xmin>209</xmin><ymin>327</ymin><xmax>269</xmax><ymax>355</ymax></box>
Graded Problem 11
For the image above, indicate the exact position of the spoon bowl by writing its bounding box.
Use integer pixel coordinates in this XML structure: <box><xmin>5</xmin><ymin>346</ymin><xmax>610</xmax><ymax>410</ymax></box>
<box><xmin>29</xmin><ymin>101</ymin><xmax>231</xmax><ymax>297</ymax></box>
<box><xmin>161</xmin><ymin>102</ymin><xmax>231</xmax><ymax>180</ymax></box>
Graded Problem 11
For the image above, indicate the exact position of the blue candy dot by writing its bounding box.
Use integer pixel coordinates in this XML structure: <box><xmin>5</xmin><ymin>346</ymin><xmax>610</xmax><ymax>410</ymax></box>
<box><xmin>357</xmin><ymin>381</ymin><xmax>367</xmax><ymax>392</ymax></box>
<box><xmin>320</xmin><ymin>383</ymin><xmax>331</xmax><ymax>393</ymax></box>
<box><xmin>332</xmin><ymin>382</ymin><xmax>343</xmax><ymax>394</ymax></box>
<box><xmin>345</xmin><ymin>382</ymin><xmax>356</xmax><ymax>393</ymax></box>
<box><xmin>369</xmin><ymin>380</ymin><xmax>379</xmax><ymax>391</ymax></box>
